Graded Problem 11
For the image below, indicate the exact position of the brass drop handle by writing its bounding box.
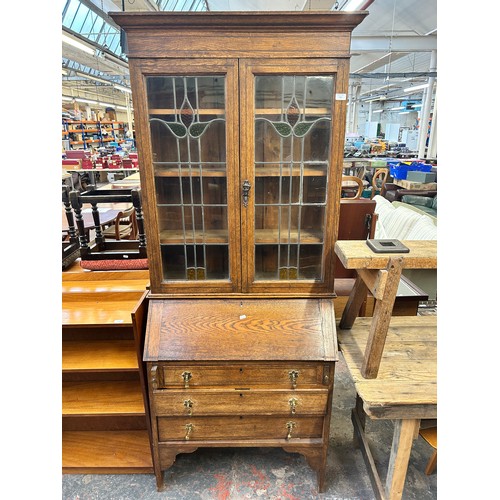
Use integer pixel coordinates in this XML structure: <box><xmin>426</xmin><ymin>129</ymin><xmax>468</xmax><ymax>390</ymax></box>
<box><xmin>242</xmin><ymin>180</ymin><xmax>251</xmax><ymax>208</ymax></box>
<box><xmin>182</xmin><ymin>371</ymin><xmax>192</xmax><ymax>388</ymax></box>
<box><xmin>289</xmin><ymin>397</ymin><xmax>298</xmax><ymax>415</ymax></box>
<box><xmin>184</xmin><ymin>423</ymin><xmax>194</xmax><ymax>440</ymax></box>
<box><xmin>286</xmin><ymin>421</ymin><xmax>296</xmax><ymax>440</ymax></box>
<box><xmin>184</xmin><ymin>399</ymin><xmax>193</xmax><ymax>415</ymax></box>
<box><xmin>289</xmin><ymin>370</ymin><xmax>299</xmax><ymax>389</ymax></box>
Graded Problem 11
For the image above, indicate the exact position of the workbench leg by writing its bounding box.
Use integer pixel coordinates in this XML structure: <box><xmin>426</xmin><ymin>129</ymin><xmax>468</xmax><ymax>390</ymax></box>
<box><xmin>361</xmin><ymin>257</ymin><xmax>403</xmax><ymax>379</ymax></box>
<box><xmin>339</xmin><ymin>274</ymin><xmax>368</xmax><ymax>329</ymax></box>
<box><xmin>353</xmin><ymin>394</ymin><xmax>366</xmax><ymax>445</ymax></box>
<box><xmin>385</xmin><ymin>419</ymin><xmax>420</xmax><ymax>500</ymax></box>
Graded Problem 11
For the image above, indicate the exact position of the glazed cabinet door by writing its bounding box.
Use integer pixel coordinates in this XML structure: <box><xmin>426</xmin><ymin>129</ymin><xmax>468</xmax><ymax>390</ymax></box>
<box><xmin>130</xmin><ymin>59</ymin><xmax>241</xmax><ymax>295</ymax></box>
<box><xmin>239</xmin><ymin>59</ymin><xmax>347</xmax><ymax>295</ymax></box>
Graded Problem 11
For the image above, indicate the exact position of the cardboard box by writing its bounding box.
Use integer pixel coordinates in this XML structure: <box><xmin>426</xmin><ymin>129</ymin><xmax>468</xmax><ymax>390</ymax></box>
<box><xmin>406</xmin><ymin>171</ymin><xmax>436</xmax><ymax>183</ymax></box>
<box><xmin>62</xmin><ymin>159</ymin><xmax>81</xmax><ymax>169</ymax></box>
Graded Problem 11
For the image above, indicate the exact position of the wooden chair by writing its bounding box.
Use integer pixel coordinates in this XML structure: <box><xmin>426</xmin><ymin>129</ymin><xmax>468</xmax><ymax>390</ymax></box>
<box><xmin>69</xmin><ymin>187</ymin><xmax>148</xmax><ymax>269</ymax></box>
<box><xmin>102</xmin><ymin>205</ymin><xmax>138</xmax><ymax>240</ymax></box>
<box><xmin>62</xmin><ymin>185</ymin><xmax>80</xmax><ymax>269</ymax></box>
<box><xmin>419</xmin><ymin>425</ymin><xmax>437</xmax><ymax>475</ymax></box>
<box><xmin>341</xmin><ymin>175</ymin><xmax>364</xmax><ymax>199</ymax></box>
<box><xmin>370</xmin><ymin>167</ymin><xmax>389</xmax><ymax>199</ymax></box>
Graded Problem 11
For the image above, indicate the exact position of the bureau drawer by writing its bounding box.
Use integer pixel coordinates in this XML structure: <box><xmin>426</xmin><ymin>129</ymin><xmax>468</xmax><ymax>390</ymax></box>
<box><xmin>152</xmin><ymin>389</ymin><xmax>328</xmax><ymax>417</ymax></box>
<box><xmin>157</xmin><ymin>416</ymin><xmax>324</xmax><ymax>441</ymax></box>
<box><xmin>150</xmin><ymin>362</ymin><xmax>332</xmax><ymax>389</ymax></box>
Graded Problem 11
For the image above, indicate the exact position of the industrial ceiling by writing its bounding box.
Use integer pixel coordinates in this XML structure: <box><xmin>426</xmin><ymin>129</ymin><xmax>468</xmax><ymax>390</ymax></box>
<box><xmin>61</xmin><ymin>0</ymin><xmax>437</xmax><ymax>119</ymax></box>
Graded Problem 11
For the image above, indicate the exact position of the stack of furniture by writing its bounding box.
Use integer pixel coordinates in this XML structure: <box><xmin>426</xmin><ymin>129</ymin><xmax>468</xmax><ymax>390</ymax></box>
<box><xmin>110</xmin><ymin>9</ymin><xmax>368</xmax><ymax>493</ymax></box>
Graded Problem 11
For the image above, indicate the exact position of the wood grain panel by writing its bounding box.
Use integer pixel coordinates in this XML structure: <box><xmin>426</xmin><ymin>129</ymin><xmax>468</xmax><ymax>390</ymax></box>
<box><xmin>62</xmin><ymin>430</ymin><xmax>153</xmax><ymax>471</ymax></box>
<box><xmin>335</xmin><ymin>240</ymin><xmax>438</xmax><ymax>270</ymax></box>
<box><xmin>145</xmin><ymin>299</ymin><xmax>337</xmax><ymax>362</ymax></box>
<box><xmin>157</xmin><ymin>363</ymin><xmax>325</xmax><ymax>388</ymax></box>
<box><xmin>153</xmin><ymin>389</ymin><xmax>328</xmax><ymax>416</ymax></box>
<box><xmin>62</xmin><ymin>340</ymin><xmax>138</xmax><ymax>371</ymax></box>
<box><xmin>157</xmin><ymin>416</ymin><xmax>324</xmax><ymax>441</ymax></box>
<box><xmin>62</xmin><ymin>381</ymin><xmax>145</xmax><ymax>415</ymax></box>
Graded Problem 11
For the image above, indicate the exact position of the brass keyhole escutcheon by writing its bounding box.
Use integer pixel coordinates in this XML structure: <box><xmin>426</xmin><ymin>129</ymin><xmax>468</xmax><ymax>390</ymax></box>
<box><xmin>182</xmin><ymin>371</ymin><xmax>192</xmax><ymax>388</ymax></box>
<box><xmin>289</xmin><ymin>370</ymin><xmax>299</xmax><ymax>389</ymax></box>
<box><xmin>286</xmin><ymin>421</ymin><xmax>296</xmax><ymax>440</ymax></box>
<box><xmin>184</xmin><ymin>423</ymin><xmax>193</xmax><ymax>440</ymax></box>
<box><xmin>289</xmin><ymin>397</ymin><xmax>298</xmax><ymax>415</ymax></box>
<box><xmin>184</xmin><ymin>399</ymin><xmax>193</xmax><ymax>415</ymax></box>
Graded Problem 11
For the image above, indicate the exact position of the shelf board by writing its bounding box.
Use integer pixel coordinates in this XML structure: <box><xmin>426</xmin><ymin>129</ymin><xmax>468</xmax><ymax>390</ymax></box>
<box><xmin>62</xmin><ymin>340</ymin><xmax>138</xmax><ymax>372</ymax></box>
<box><xmin>154</xmin><ymin>165</ymin><xmax>327</xmax><ymax>178</ymax></box>
<box><xmin>62</xmin><ymin>380</ymin><xmax>145</xmax><ymax>415</ymax></box>
<box><xmin>157</xmin><ymin>228</ymin><xmax>323</xmax><ymax>245</ymax></box>
<box><xmin>255</xmin><ymin>228</ymin><xmax>323</xmax><ymax>244</ymax></box>
<box><xmin>62</xmin><ymin>293</ymin><xmax>143</xmax><ymax>326</ymax></box>
<box><xmin>159</xmin><ymin>229</ymin><xmax>228</xmax><ymax>244</ymax></box>
<box><xmin>62</xmin><ymin>430</ymin><xmax>153</xmax><ymax>473</ymax></box>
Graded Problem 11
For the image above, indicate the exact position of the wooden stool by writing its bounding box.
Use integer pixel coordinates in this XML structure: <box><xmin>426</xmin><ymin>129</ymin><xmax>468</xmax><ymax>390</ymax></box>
<box><xmin>419</xmin><ymin>426</ymin><xmax>437</xmax><ymax>475</ymax></box>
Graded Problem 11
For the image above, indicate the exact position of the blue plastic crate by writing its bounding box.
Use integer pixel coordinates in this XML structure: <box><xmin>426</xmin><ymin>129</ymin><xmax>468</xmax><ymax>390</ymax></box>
<box><xmin>389</xmin><ymin>161</ymin><xmax>432</xmax><ymax>180</ymax></box>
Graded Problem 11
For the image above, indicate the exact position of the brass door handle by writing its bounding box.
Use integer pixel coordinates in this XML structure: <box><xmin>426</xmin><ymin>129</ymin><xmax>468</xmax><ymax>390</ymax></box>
<box><xmin>286</xmin><ymin>421</ymin><xmax>296</xmax><ymax>440</ymax></box>
<box><xmin>242</xmin><ymin>180</ymin><xmax>251</xmax><ymax>207</ymax></box>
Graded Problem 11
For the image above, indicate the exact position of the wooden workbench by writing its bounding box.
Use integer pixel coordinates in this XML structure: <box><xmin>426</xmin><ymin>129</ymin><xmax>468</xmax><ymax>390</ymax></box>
<box><xmin>334</xmin><ymin>239</ymin><xmax>437</xmax><ymax>500</ymax></box>
<box><xmin>338</xmin><ymin>316</ymin><xmax>436</xmax><ymax>500</ymax></box>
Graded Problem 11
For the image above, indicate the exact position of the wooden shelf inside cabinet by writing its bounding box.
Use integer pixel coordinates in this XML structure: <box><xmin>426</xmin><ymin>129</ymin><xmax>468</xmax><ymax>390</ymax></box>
<box><xmin>153</xmin><ymin>165</ymin><xmax>328</xmax><ymax>178</ymax></box>
<box><xmin>62</xmin><ymin>265</ymin><xmax>152</xmax><ymax>474</ymax></box>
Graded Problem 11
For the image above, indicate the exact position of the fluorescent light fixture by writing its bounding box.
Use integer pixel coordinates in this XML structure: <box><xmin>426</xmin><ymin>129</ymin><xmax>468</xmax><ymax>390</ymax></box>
<box><xmin>413</xmin><ymin>104</ymin><xmax>422</xmax><ymax>108</ymax></box>
<box><xmin>75</xmin><ymin>98</ymin><xmax>98</xmax><ymax>105</ymax></box>
<box><xmin>62</xmin><ymin>34</ymin><xmax>94</xmax><ymax>55</ymax></box>
<box><xmin>403</xmin><ymin>83</ymin><xmax>429</xmax><ymax>93</ymax></box>
<box><xmin>62</xmin><ymin>96</ymin><xmax>73</xmax><ymax>101</ymax></box>
<box><xmin>343</xmin><ymin>0</ymin><xmax>365</xmax><ymax>11</ymax></box>
<box><xmin>399</xmin><ymin>111</ymin><xmax>411</xmax><ymax>115</ymax></box>
<box><xmin>372</xmin><ymin>109</ymin><xmax>383</xmax><ymax>114</ymax></box>
<box><xmin>114</xmin><ymin>84</ymin><xmax>132</xmax><ymax>94</ymax></box>
<box><xmin>62</xmin><ymin>69</ymin><xmax>68</xmax><ymax>75</ymax></box>
<box><xmin>391</xmin><ymin>106</ymin><xmax>405</xmax><ymax>111</ymax></box>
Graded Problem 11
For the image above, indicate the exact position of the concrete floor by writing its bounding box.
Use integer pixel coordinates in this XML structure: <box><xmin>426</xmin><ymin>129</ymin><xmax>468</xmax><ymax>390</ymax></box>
<box><xmin>62</xmin><ymin>343</ymin><xmax>437</xmax><ymax>500</ymax></box>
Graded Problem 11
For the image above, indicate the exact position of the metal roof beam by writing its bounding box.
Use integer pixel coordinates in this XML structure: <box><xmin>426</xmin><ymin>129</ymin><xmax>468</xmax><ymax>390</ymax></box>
<box><xmin>351</xmin><ymin>35</ymin><xmax>437</xmax><ymax>53</ymax></box>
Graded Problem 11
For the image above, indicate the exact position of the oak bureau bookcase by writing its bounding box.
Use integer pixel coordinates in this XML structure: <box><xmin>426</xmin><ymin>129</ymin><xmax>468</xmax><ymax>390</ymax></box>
<box><xmin>110</xmin><ymin>10</ymin><xmax>367</xmax><ymax>492</ymax></box>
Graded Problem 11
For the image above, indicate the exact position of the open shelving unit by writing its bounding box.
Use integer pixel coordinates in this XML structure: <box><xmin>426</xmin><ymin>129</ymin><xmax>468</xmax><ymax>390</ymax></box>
<box><xmin>62</xmin><ymin>262</ymin><xmax>153</xmax><ymax>473</ymax></box>
<box><xmin>63</xmin><ymin>119</ymin><xmax>126</xmax><ymax>149</ymax></box>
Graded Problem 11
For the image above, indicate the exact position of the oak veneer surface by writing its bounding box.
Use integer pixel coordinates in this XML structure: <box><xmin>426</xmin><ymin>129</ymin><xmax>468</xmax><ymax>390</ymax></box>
<box><xmin>338</xmin><ymin>316</ymin><xmax>436</xmax><ymax>419</ymax></box>
<box><xmin>62</xmin><ymin>261</ymin><xmax>150</xmax><ymax>282</ymax></box>
<box><xmin>62</xmin><ymin>296</ymin><xmax>144</xmax><ymax>326</ymax></box>
<box><xmin>334</xmin><ymin>240</ymin><xmax>437</xmax><ymax>270</ymax></box>
<box><xmin>62</xmin><ymin>430</ymin><xmax>153</xmax><ymax>472</ymax></box>
<box><xmin>62</xmin><ymin>340</ymin><xmax>138</xmax><ymax>371</ymax></box>
<box><xmin>63</xmin><ymin>380</ymin><xmax>145</xmax><ymax>415</ymax></box>
<box><xmin>145</xmin><ymin>298</ymin><xmax>337</xmax><ymax>362</ymax></box>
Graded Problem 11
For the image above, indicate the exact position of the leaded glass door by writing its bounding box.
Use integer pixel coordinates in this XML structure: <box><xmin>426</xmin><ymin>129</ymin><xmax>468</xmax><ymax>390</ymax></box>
<box><xmin>130</xmin><ymin>59</ymin><xmax>241</xmax><ymax>294</ymax></box>
<box><xmin>240</xmin><ymin>60</ymin><xmax>344</xmax><ymax>295</ymax></box>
